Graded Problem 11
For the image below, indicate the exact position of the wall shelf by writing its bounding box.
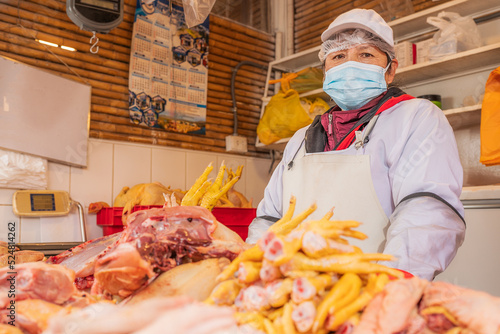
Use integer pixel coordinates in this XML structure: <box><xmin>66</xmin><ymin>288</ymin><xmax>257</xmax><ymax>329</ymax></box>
<box><xmin>267</xmin><ymin>46</ymin><xmax>321</xmax><ymax>73</ymax></box>
<box><xmin>389</xmin><ymin>0</ymin><xmax>500</xmax><ymax>42</ymax></box>
<box><xmin>396</xmin><ymin>42</ymin><xmax>500</xmax><ymax>85</ymax></box>
<box><xmin>445</xmin><ymin>104</ymin><xmax>482</xmax><ymax>130</ymax></box>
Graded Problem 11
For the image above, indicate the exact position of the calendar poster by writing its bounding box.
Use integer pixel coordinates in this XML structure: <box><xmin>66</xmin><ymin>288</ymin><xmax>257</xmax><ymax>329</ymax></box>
<box><xmin>128</xmin><ymin>0</ymin><xmax>208</xmax><ymax>135</ymax></box>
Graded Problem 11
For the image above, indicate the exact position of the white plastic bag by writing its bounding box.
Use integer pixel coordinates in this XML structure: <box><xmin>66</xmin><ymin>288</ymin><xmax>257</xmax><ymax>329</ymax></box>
<box><xmin>0</xmin><ymin>149</ymin><xmax>47</xmax><ymax>189</ymax></box>
<box><xmin>182</xmin><ymin>0</ymin><xmax>216</xmax><ymax>28</ymax></box>
<box><xmin>426</xmin><ymin>11</ymin><xmax>482</xmax><ymax>61</ymax></box>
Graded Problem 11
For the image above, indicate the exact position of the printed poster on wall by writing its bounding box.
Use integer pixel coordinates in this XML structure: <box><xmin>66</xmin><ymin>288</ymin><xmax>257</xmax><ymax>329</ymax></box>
<box><xmin>128</xmin><ymin>0</ymin><xmax>208</xmax><ymax>135</ymax></box>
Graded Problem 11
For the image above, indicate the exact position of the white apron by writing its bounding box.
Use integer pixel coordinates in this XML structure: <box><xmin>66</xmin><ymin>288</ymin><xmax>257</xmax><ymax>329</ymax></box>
<box><xmin>283</xmin><ymin>142</ymin><xmax>389</xmax><ymax>253</ymax></box>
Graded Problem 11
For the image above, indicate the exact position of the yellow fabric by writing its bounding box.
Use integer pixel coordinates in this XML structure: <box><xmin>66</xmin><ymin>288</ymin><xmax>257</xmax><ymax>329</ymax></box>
<box><xmin>257</xmin><ymin>89</ymin><xmax>312</xmax><ymax>145</ymax></box>
<box><xmin>480</xmin><ymin>66</ymin><xmax>500</xmax><ymax>166</ymax></box>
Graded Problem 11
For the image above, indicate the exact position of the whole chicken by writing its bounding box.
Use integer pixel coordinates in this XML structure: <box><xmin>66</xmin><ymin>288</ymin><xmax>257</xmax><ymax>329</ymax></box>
<box><xmin>113</xmin><ymin>182</ymin><xmax>185</xmax><ymax>220</ymax></box>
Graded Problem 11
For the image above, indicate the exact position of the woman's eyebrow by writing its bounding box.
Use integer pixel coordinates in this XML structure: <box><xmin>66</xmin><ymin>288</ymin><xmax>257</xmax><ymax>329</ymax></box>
<box><xmin>356</xmin><ymin>45</ymin><xmax>376</xmax><ymax>51</ymax></box>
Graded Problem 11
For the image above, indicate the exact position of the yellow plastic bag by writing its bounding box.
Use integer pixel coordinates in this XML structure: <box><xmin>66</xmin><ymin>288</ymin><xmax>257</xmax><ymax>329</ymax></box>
<box><xmin>269</xmin><ymin>67</ymin><xmax>324</xmax><ymax>94</ymax></box>
<box><xmin>257</xmin><ymin>89</ymin><xmax>313</xmax><ymax>145</ymax></box>
<box><xmin>308</xmin><ymin>97</ymin><xmax>330</xmax><ymax>119</ymax></box>
<box><xmin>299</xmin><ymin>97</ymin><xmax>330</xmax><ymax>120</ymax></box>
<box><xmin>480</xmin><ymin>66</ymin><xmax>500</xmax><ymax>166</ymax></box>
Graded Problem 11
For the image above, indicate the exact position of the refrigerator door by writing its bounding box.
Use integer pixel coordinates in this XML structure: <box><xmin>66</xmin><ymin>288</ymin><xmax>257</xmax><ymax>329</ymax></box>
<box><xmin>435</xmin><ymin>199</ymin><xmax>500</xmax><ymax>297</ymax></box>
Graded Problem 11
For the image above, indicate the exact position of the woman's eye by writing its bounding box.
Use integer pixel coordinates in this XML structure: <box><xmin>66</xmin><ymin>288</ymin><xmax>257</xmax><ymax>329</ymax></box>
<box><xmin>360</xmin><ymin>52</ymin><xmax>374</xmax><ymax>58</ymax></box>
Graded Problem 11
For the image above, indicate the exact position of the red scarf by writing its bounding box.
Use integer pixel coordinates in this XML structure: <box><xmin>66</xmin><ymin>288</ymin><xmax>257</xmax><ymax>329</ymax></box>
<box><xmin>321</xmin><ymin>93</ymin><xmax>387</xmax><ymax>151</ymax></box>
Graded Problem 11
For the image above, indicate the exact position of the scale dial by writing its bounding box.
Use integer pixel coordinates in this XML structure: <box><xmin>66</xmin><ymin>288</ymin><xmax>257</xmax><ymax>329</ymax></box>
<box><xmin>13</xmin><ymin>190</ymin><xmax>72</xmax><ymax>217</ymax></box>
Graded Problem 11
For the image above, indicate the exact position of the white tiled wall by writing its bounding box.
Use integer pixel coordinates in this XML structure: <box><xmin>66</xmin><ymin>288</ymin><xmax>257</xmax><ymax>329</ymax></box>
<box><xmin>0</xmin><ymin>139</ymin><xmax>272</xmax><ymax>243</ymax></box>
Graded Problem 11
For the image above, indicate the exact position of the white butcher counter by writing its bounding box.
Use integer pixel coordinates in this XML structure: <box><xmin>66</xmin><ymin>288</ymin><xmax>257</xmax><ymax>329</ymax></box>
<box><xmin>435</xmin><ymin>185</ymin><xmax>500</xmax><ymax>297</ymax></box>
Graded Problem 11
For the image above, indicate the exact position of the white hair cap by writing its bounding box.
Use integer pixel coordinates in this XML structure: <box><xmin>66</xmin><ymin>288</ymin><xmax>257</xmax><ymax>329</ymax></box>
<box><xmin>321</xmin><ymin>8</ymin><xmax>394</xmax><ymax>46</ymax></box>
<box><xmin>318</xmin><ymin>28</ymin><xmax>396</xmax><ymax>63</ymax></box>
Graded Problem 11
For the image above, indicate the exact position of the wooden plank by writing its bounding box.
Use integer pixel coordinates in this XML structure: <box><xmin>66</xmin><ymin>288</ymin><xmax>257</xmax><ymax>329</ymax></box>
<box><xmin>0</xmin><ymin>16</ymin><xmax>131</xmax><ymax>63</ymax></box>
<box><xmin>210</xmin><ymin>14</ymin><xmax>275</xmax><ymax>44</ymax></box>
<box><xmin>210</xmin><ymin>40</ymin><xmax>274</xmax><ymax>63</ymax></box>
<box><xmin>0</xmin><ymin>12</ymin><xmax>131</xmax><ymax>55</ymax></box>
<box><xmin>295</xmin><ymin>0</ymin><xmax>352</xmax><ymax>22</ymax></box>
<box><xmin>211</xmin><ymin>34</ymin><xmax>275</xmax><ymax>58</ymax></box>
<box><xmin>209</xmin><ymin>27</ymin><xmax>273</xmax><ymax>52</ymax></box>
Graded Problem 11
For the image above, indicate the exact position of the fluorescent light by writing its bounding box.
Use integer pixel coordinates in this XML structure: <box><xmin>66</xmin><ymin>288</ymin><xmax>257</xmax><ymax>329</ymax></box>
<box><xmin>61</xmin><ymin>45</ymin><xmax>76</xmax><ymax>52</ymax></box>
<box><xmin>38</xmin><ymin>40</ymin><xmax>58</xmax><ymax>47</ymax></box>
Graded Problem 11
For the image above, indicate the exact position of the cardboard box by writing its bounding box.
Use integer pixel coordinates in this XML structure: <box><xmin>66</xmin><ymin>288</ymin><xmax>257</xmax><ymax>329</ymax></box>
<box><xmin>415</xmin><ymin>39</ymin><xmax>435</xmax><ymax>64</ymax></box>
<box><xmin>395</xmin><ymin>41</ymin><xmax>416</xmax><ymax>68</ymax></box>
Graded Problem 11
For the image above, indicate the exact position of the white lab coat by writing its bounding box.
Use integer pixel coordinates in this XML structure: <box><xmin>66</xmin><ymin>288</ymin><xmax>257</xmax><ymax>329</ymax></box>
<box><xmin>248</xmin><ymin>98</ymin><xmax>466</xmax><ymax>280</ymax></box>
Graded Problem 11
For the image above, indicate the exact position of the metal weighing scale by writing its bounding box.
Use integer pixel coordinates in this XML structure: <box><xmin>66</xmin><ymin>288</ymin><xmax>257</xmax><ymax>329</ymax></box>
<box><xmin>12</xmin><ymin>190</ymin><xmax>87</xmax><ymax>256</ymax></box>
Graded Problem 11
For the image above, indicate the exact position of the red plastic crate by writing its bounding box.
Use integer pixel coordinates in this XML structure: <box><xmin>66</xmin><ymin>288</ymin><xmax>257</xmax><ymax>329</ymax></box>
<box><xmin>96</xmin><ymin>206</ymin><xmax>161</xmax><ymax>227</ymax></box>
<box><xmin>102</xmin><ymin>226</ymin><xmax>125</xmax><ymax>236</ymax></box>
<box><xmin>212</xmin><ymin>207</ymin><xmax>256</xmax><ymax>241</ymax></box>
<box><xmin>97</xmin><ymin>206</ymin><xmax>256</xmax><ymax>241</ymax></box>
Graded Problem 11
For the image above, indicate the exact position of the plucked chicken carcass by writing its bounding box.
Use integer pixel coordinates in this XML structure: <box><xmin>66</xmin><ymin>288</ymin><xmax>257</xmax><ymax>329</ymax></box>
<box><xmin>114</xmin><ymin>182</ymin><xmax>185</xmax><ymax>221</ymax></box>
<box><xmin>352</xmin><ymin>277</ymin><xmax>429</xmax><ymax>334</ymax></box>
<box><xmin>126</xmin><ymin>257</ymin><xmax>230</xmax><ymax>304</ymax></box>
<box><xmin>0</xmin><ymin>262</ymin><xmax>83</xmax><ymax>334</ymax></box>
<box><xmin>44</xmin><ymin>296</ymin><xmax>237</xmax><ymax>334</ymax></box>
<box><xmin>0</xmin><ymin>299</ymin><xmax>70</xmax><ymax>334</ymax></box>
<box><xmin>46</xmin><ymin>233</ymin><xmax>121</xmax><ymax>289</ymax></box>
<box><xmin>0</xmin><ymin>262</ymin><xmax>76</xmax><ymax>308</ymax></box>
<box><xmin>352</xmin><ymin>277</ymin><xmax>500</xmax><ymax>334</ymax></box>
<box><xmin>0</xmin><ymin>250</ymin><xmax>44</xmax><ymax>267</ymax></box>
<box><xmin>91</xmin><ymin>205</ymin><xmax>247</xmax><ymax>298</ymax></box>
<box><xmin>419</xmin><ymin>281</ymin><xmax>500</xmax><ymax>334</ymax></box>
<box><xmin>50</xmin><ymin>203</ymin><xmax>248</xmax><ymax>299</ymax></box>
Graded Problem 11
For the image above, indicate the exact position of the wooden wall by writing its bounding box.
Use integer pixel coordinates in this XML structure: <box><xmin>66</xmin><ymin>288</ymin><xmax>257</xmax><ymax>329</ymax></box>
<box><xmin>0</xmin><ymin>0</ymin><xmax>274</xmax><ymax>158</ymax></box>
<box><xmin>294</xmin><ymin>0</ymin><xmax>453</xmax><ymax>52</ymax></box>
<box><xmin>1</xmin><ymin>0</ymin><xmax>453</xmax><ymax>158</ymax></box>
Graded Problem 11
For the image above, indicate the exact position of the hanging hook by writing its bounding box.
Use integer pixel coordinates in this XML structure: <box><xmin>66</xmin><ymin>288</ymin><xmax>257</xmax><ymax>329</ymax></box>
<box><xmin>90</xmin><ymin>31</ymin><xmax>99</xmax><ymax>54</ymax></box>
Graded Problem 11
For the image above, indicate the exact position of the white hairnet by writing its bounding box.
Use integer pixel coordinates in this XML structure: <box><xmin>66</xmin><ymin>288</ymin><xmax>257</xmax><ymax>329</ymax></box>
<box><xmin>318</xmin><ymin>28</ymin><xmax>396</xmax><ymax>63</ymax></box>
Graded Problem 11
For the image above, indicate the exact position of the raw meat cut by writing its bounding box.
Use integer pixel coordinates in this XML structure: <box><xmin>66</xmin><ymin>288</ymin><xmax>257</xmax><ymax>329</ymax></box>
<box><xmin>0</xmin><ymin>262</ymin><xmax>76</xmax><ymax>308</ymax></box>
<box><xmin>91</xmin><ymin>205</ymin><xmax>247</xmax><ymax>298</ymax></box>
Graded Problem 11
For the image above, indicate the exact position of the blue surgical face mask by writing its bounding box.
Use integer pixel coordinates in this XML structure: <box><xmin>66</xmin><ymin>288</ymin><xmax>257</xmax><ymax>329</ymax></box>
<box><xmin>323</xmin><ymin>61</ymin><xmax>390</xmax><ymax>111</ymax></box>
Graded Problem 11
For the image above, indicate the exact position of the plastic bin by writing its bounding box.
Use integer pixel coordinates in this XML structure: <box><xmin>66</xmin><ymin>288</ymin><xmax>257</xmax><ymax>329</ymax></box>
<box><xmin>212</xmin><ymin>207</ymin><xmax>256</xmax><ymax>241</ymax></box>
<box><xmin>96</xmin><ymin>205</ymin><xmax>161</xmax><ymax>236</ymax></box>
<box><xmin>96</xmin><ymin>206</ymin><xmax>256</xmax><ymax>241</ymax></box>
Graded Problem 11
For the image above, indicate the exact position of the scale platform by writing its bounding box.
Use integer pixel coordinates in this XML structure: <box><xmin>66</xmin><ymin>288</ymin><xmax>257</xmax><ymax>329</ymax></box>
<box><xmin>16</xmin><ymin>242</ymin><xmax>83</xmax><ymax>256</ymax></box>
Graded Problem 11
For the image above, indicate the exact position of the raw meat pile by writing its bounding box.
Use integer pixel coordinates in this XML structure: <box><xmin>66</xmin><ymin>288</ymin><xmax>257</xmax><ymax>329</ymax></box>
<box><xmin>0</xmin><ymin>190</ymin><xmax>498</xmax><ymax>333</ymax></box>
<box><xmin>353</xmin><ymin>277</ymin><xmax>500</xmax><ymax>334</ymax></box>
<box><xmin>48</xmin><ymin>205</ymin><xmax>247</xmax><ymax>298</ymax></box>
<box><xmin>0</xmin><ymin>204</ymin><xmax>247</xmax><ymax>333</ymax></box>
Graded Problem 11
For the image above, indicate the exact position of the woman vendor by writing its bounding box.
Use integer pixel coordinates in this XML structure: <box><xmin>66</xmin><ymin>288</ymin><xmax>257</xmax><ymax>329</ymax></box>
<box><xmin>247</xmin><ymin>8</ymin><xmax>466</xmax><ymax>280</ymax></box>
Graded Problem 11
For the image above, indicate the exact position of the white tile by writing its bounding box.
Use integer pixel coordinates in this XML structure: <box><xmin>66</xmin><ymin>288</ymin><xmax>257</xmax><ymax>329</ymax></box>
<box><xmin>0</xmin><ymin>189</ymin><xmax>15</xmax><ymax>205</ymax></box>
<box><xmin>0</xmin><ymin>206</ymin><xmax>19</xmax><ymax>243</ymax></box>
<box><xmin>19</xmin><ymin>217</ymin><xmax>41</xmax><ymax>243</ymax></box>
<box><xmin>152</xmin><ymin>148</ymin><xmax>186</xmax><ymax>190</ymax></box>
<box><xmin>47</xmin><ymin>162</ymin><xmax>70</xmax><ymax>192</ymax></box>
<box><xmin>39</xmin><ymin>212</ymin><xmax>83</xmax><ymax>243</ymax></box>
<box><xmin>70</xmin><ymin>140</ymin><xmax>114</xmax><ymax>207</ymax></box>
<box><xmin>245</xmin><ymin>157</ymin><xmax>272</xmax><ymax>207</ymax></box>
<box><xmin>85</xmin><ymin>213</ymin><xmax>103</xmax><ymax>241</ymax></box>
<box><xmin>113</xmin><ymin>144</ymin><xmax>152</xmax><ymax>202</ymax></box>
<box><xmin>185</xmin><ymin>152</ymin><xmax>217</xmax><ymax>190</ymax></box>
